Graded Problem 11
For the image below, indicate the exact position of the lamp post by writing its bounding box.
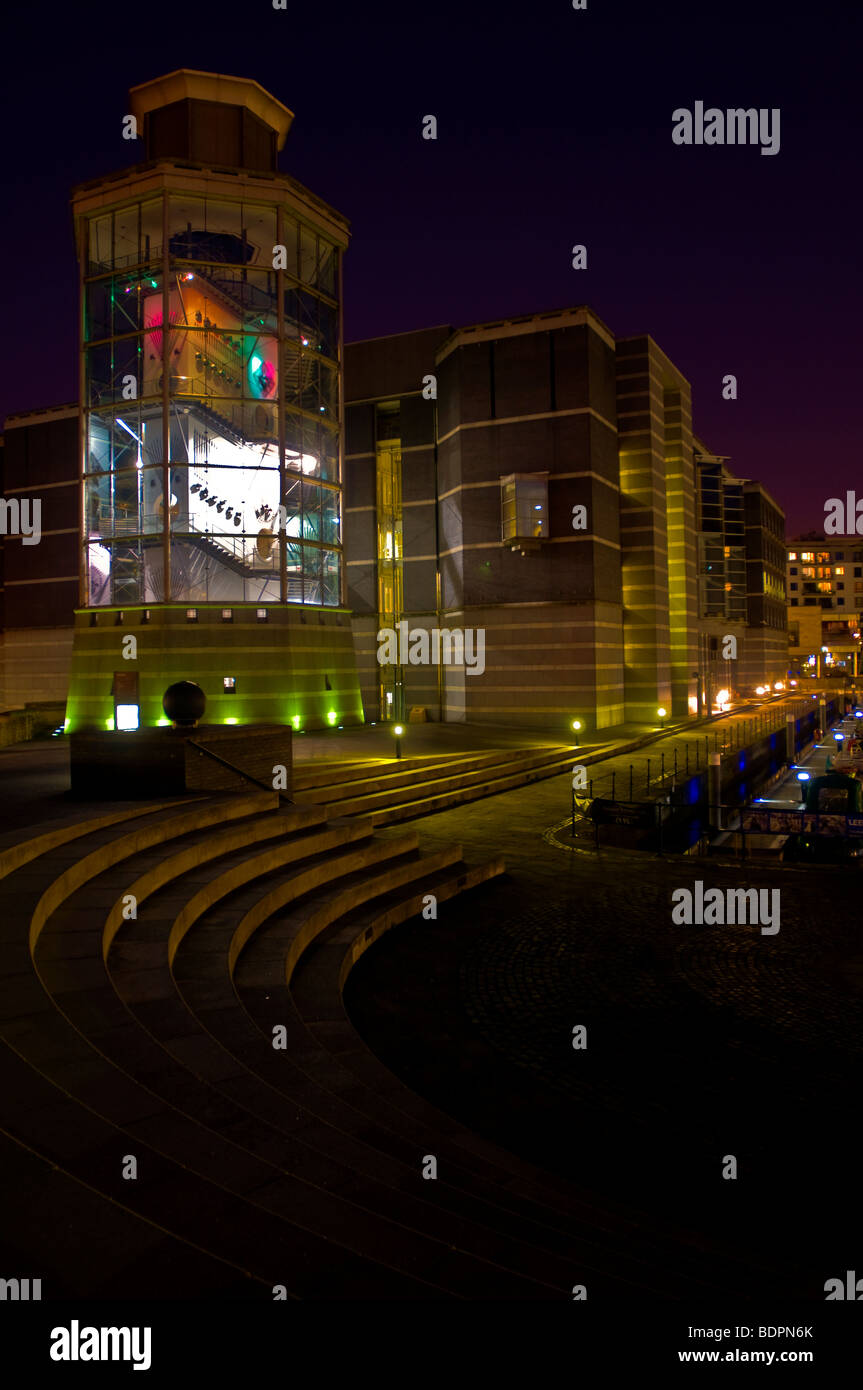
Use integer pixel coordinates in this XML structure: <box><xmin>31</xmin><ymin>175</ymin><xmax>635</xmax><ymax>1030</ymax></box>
<box><xmin>657</xmin><ymin>706</ymin><xmax>667</xmax><ymax>730</ymax></box>
<box><xmin>571</xmin><ymin>718</ymin><xmax>583</xmax><ymax>746</ymax></box>
<box><xmin>394</xmin><ymin>723</ymin><xmax>404</xmax><ymax>760</ymax></box>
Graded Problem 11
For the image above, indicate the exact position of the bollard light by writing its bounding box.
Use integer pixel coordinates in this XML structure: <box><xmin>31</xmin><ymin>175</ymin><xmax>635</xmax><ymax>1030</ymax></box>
<box><xmin>571</xmin><ymin>718</ymin><xmax>583</xmax><ymax>745</ymax></box>
<box><xmin>796</xmin><ymin>769</ymin><xmax>811</xmax><ymax>782</ymax></box>
<box><xmin>394</xmin><ymin>723</ymin><xmax>404</xmax><ymax>759</ymax></box>
<box><xmin>657</xmin><ymin>706</ymin><xmax>667</xmax><ymax>728</ymax></box>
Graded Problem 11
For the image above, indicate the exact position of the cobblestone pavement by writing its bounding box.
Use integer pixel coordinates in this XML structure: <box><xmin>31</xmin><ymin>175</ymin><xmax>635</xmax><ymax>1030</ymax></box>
<box><xmin>346</xmin><ymin>765</ymin><xmax>863</xmax><ymax>1298</ymax></box>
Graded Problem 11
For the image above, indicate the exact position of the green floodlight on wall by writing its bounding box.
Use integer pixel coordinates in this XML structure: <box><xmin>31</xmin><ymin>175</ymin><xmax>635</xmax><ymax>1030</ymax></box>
<box><xmin>224</xmin><ymin>718</ymin><xmax>238</xmax><ymax>725</ymax></box>
<box><xmin>292</xmin><ymin>715</ymin><xmax>301</xmax><ymax>731</ymax></box>
<box><xmin>327</xmin><ymin>711</ymin><xmax>338</xmax><ymax>725</ymax></box>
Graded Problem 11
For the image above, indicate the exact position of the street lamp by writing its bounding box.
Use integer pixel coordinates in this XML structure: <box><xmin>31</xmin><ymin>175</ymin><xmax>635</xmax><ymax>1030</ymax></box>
<box><xmin>393</xmin><ymin>723</ymin><xmax>404</xmax><ymax>759</ymax></box>
<box><xmin>570</xmin><ymin>718</ymin><xmax>583</xmax><ymax>745</ymax></box>
<box><xmin>657</xmin><ymin>706</ymin><xmax>667</xmax><ymax>729</ymax></box>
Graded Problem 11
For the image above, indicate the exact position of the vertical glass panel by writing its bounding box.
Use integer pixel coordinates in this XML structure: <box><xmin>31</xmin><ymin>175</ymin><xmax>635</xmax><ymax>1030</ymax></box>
<box><xmin>302</xmin><ymin>544</ymin><xmax>322</xmax><ymax>604</ymax></box>
<box><xmin>88</xmin><ymin>214</ymin><xmax>112</xmax><ymax>273</ymax></box>
<box><xmin>140</xmin><ymin>199</ymin><xmax>162</xmax><ymax>266</ymax></box>
<box><xmin>204</xmin><ymin>199</ymin><xmax>244</xmax><ymax>248</ymax></box>
<box><xmin>318</xmin><ymin>240</ymin><xmax>337</xmax><ymax>298</ymax></box>
<box><xmin>279</xmin><ymin>214</ymin><xmax>299</xmax><ymax>280</ymax></box>
<box><xmin>322</xmin><ymin>550</ymin><xmax>340</xmax><ymax>606</ymax></box>
<box><xmin>299</xmin><ymin>226</ymin><xmax>318</xmax><ymax>285</ymax></box>
<box><xmin>86</xmin><ymin>278</ymin><xmax>113</xmax><ymax>341</ymax></box>
<box><xmin>168</xmin><ymin>195</ymin><xmax>207</xmax><ymax>248</ymax></box>
<box><xmin>113</xmin><ymin>206</ymin><xmax>140</xmax><ymax>269</ymax></box>
<box><xmin>243</xmin><ymin>203</ymin><xmax>277</xmax><ymax>265</ymax></box>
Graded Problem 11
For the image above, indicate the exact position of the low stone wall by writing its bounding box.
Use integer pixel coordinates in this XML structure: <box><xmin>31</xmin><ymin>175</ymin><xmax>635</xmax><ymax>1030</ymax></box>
<box><xmin>69</xmin><ymin>725</ymin><xmax>292</xmax><ymax>799</ymax></box>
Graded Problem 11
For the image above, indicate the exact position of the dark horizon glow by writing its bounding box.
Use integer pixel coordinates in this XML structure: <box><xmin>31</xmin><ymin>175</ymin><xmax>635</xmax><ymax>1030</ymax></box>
<box><xmin>2</xmin><ymin>0</ymin><xmax>859</xmax><ymax>535</ymax></box>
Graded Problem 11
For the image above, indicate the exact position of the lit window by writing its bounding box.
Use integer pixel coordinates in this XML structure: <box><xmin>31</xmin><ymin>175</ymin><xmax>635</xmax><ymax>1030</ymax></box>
<box><xmin>801</xmin><ymin>552</ymin><xmax>814</xmax><ymax>562</ymax></box>
<box><xmin>500</xmin><ymin>473</ymin><xmax>549</xmax><ymax>542</ymax></box>
<box><xmin>186</xmin><ymin>608</ymin><xmax>197</xmax><ymax>621</ymax></box>
<box><xmin>788</xmin><ymin>551</ymin><xmax>797</xmax><ymax>560</ymax></box>
<box><xmin>256</xmin><ymin>608</ymin><xmax>268</xmax><ymax>621</ymax></box>
<box><xmin>223</xmin><ymin>677</ymin><xmax>236</xmax><ymax>694</ymax></box>
<box><xmin>221</xmin><ymin>608</ymin><xmax>233</xmax><ymax>621</ymax></box>
<box><xmin>835</xmin><ymin>566</ymin><xmax>845</xmax><ymax>576</ymax></box>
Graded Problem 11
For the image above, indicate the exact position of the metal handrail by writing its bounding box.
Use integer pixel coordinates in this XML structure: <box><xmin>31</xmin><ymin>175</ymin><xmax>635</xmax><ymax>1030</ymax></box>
<box><xmin>186</xmin><ymin>738</ymin><xmax>293</xmax><ymax>803</ymax></box>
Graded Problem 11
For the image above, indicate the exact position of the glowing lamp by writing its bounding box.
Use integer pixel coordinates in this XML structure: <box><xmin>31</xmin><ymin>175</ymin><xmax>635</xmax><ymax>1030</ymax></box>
<box><xmin>115</xmin><ymin>704</ymin><xmax>139</xmax><ymax>731</ymax></box>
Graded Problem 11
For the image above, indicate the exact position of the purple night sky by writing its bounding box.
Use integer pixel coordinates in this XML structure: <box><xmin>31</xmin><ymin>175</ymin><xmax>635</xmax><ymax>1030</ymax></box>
<box><xmin>2</xmin><ymin>0</ymin><xmax>859</xmax><ymax>535</ymax></box>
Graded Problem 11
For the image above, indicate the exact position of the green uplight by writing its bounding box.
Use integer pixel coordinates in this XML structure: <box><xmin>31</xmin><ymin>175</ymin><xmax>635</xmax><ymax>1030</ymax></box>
<box><xmin>64</xmin><ymin>718</ymin><xmax>70</xmax><ymax>731</ymax></box>
<box><xmin>327</xmin><ymin>711</ymin><xmax>337</xmax><ymax>725</ymax></box>
<box><xmin>105</xmin><ymin>717</ymin><xmax>115</xmax><ymax>731</ymax></box>
<box><xmin>224</xmin><ymin>718</ymin><xmax>239</xmax><ymax>725</ymax></box>
<box><xmin>156</xmin><ymin>718</ymin><xmax>170</xmax><ymax>727</ymax></box>
<box><xmin>292</xmin><ymin>715</ymin><xmax>301</xmax><ymax>730</ymax></box>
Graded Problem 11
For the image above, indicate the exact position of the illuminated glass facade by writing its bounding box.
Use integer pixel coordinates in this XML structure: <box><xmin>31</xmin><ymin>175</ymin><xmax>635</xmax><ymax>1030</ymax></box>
<box><xmin>81</xmin><ymin>193</ymin><xmax>342</xmax><ymax>607</ymax></box>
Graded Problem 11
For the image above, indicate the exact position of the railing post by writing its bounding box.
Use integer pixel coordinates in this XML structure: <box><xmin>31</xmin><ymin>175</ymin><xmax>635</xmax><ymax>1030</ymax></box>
<box><xmin>629</xmin><ymin>764</ymin><xmax>633</xmax><ymax>800</ymax></box>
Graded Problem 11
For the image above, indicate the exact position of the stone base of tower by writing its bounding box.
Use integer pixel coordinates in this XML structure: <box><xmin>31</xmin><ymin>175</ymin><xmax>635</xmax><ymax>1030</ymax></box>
<box><xmin>64</xmin><ymin>604</ymin><xmax>364</xmax><ymax>734</ymax></box>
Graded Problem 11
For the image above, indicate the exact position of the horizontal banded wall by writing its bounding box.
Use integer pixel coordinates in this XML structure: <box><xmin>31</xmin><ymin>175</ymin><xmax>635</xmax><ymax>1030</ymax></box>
<box><xmin>65</xmin><ymin>604</ymin><xmax>363</xmax><ymax>732</ymax></box>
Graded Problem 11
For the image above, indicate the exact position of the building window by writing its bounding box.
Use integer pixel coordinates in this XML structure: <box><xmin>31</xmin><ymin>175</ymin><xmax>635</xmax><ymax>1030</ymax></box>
<box><xmin>836</xmin><ymin>552</ymin><xmax>845</xmax><ymax>561</ymax></box>
<box><xmin>838</xmin><ymin>598</ymin><xmax>845</xmax><ymax>605</ymax></box>
<box><xmin>802</xmin><ymin>567</ymin><xmax>815</xmax><ymax>577</ymax></box>
<box><xmin>788</xmin><ymin>551</ymin><xmax>797</xmax><ymax>561</ymax></box>
<box><xmin>790</xmin><ymin>598</ymin><xmax>799</xmax><ymax>606</ymax></box>
<box><xmin>789</xmin><ymin>566</ymin><xmax>798</xmax><ymax>575</ymax></box>
<box><xmin>835</xmin><ymin>566</ymin><xmax>845</xmax><ymax>576</ymax></box>
<box><xmin>223</xmin><ymin>677</ymin><xmax>236</xmax><ymax>693</ymax></box>
<box><xmin>790</xmin><ymin>582</ymin><xmax>798</xmax><ymax>591</ymax></box>
<box><xmin>256</xmin><ymin>608</ymin><xmax>268</xmax><ymax>621</ymax></box>
<box><xmin>801</xmin><ymin>552</ymin><xmax>814</xmax><ymax>562</ymax></box>
<box><xmin>221</xmin><ymin>608</ymin><xmax>233</xmax><ymax>621</ymax></box>
<box><xmin>501</xmin><ymin>474</ymin><xmax>549</xmax><ymax>542</ymax></box>
<box><xmin>186</xmin><ymin>608</ymin><xmax>197</xmax><ymax>621</ymax></box>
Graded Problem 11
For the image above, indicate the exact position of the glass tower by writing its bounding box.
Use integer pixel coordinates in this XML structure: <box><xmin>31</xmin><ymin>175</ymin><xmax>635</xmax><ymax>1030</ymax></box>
<box><xmin>80</xmin><ymin>98</ymin><xmax>342</xmax><ymax>608</ymax></box>
<box><xmin>66</xmin><ymin>70</ymin><xmax>363</xmax><ymax>731</ymax></box>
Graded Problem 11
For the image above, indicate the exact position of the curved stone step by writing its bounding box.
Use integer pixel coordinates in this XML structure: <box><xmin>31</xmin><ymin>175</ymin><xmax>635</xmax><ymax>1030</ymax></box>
<box><xmin>274</xmin><ymin>872</ymin><xmax>759</xmax><ymax>1299</ymax></box>
<box><xmin>1</xmin><ymin>798</ymin><xmax>452</xmax><ymax>1297</ymax></box>
<box><xmin>0</xmin><ymin>1125</ymin><xmax>269</xmax><ymax>1298</ymax></box>
<box><xmin>233</xmin><ymin>867</ymin><xmax>726</xmax><ymax>1299</ymax></box>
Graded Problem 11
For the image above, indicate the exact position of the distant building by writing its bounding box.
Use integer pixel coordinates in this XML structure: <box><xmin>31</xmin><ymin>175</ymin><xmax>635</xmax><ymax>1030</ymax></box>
<box><xmin>786</xmin><ymin>534</ymin><xmax>863</xmax><ymax>680</ymax></box>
